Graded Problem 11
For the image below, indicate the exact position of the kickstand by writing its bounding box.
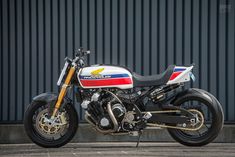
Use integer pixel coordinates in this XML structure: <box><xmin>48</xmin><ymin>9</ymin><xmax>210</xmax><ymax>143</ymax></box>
<box><xmin>136</xmin><ymin>130</ymin><xmax>143</xmax><ymax>147</ymax></box>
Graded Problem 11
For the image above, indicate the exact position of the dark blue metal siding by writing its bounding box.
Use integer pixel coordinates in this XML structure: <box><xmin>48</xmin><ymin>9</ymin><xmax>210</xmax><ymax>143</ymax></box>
<box><xmin>0</xmin><ymin>0</ymin><xmax>234</xmax><ymax>123</ymax></box>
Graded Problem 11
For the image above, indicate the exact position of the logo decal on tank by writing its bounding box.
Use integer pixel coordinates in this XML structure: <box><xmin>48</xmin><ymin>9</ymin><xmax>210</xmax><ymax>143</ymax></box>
<box><xmin>91</xmin><ymin>68</ymin><xmax>105</xmax><ymax>76</ymax></box>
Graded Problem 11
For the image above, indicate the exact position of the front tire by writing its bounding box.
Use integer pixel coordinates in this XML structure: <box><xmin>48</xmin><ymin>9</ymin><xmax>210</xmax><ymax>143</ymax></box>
<box><xmin>24</xmin><ymin>101</ymin><xmax>78</xmax><ymax>148</ymax></box>
<box><xmin>168</xmin><ymin>88</ymin><xmax>224</xmax><ymax>146</ymax></box>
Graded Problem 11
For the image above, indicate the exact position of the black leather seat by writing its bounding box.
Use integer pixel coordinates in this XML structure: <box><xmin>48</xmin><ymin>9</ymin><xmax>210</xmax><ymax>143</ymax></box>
<box><xmin>132</xmin><ymin>65</ymin><xmax>175</xmax><ymax>87</ymax></box>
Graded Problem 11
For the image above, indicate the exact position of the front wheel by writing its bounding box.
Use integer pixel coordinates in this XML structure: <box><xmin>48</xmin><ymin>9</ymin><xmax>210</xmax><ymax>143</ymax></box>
<box><xmin>24</xmin><ymin>101</ymin><xmax>78</xmax><ymax>148</ymax></box>
<box><xmin>168</xmin><ymin>88</ymin><xmax>224</xmax><ymax>146</ymax></box>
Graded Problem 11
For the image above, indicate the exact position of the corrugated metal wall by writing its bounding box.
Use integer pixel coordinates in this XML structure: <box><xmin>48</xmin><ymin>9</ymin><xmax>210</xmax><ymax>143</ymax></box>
<box><xmin>0</xmin><ymin>0</ymin><xmax>234</xmax><ymax>123</ymax></box>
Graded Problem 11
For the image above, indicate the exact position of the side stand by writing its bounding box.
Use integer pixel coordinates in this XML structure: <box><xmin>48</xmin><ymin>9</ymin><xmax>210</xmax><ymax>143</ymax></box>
<box><xmin>136</xmin><ymin>130</ymin><xmax>143</xmax><ymax>147</ymax></box>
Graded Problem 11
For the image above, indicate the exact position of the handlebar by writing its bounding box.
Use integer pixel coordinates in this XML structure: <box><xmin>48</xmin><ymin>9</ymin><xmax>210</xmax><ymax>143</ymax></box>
<box><xmin>75</xmin><ymin>48</ymin><xmax>91</xmax><ymax>57</ymax></box>
<box><xmin>71</xmin><ymin>48</ymin><xmax>91</xmax><ymax>67</ymax></box>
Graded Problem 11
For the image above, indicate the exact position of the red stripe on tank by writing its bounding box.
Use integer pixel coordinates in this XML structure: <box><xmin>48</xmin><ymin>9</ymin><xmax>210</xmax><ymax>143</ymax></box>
<box><xmin>169</xmin><ymin>72</ymin><xmax>182</xmax><ymax>80</ymax></box>
<box><xmin>80</xmin><ymin>78</ymin><xmax>132</xmax><ymax>86</ymax></box>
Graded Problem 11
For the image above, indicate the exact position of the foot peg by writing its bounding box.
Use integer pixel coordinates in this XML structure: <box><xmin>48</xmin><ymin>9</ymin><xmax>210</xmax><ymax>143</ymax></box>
<box><xmin>143</xmin><ymin>112</ymin><xmax>152</xmax><ymax>120</ymax></box>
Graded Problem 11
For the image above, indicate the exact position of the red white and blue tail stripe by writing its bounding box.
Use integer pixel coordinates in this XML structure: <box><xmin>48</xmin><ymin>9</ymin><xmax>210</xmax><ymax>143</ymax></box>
<box><xmin>167</xmin><ymin>66</ymin><xmax>194</xmax><ymax>84</ymax></box>
<box><xmin>169</xmin><ymin>67</ymin><xmax>187</xmax><ymax>80</ymax></box>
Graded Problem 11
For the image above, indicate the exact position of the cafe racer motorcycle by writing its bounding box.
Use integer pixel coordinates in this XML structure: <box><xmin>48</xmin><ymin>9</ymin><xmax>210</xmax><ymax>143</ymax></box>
<box><xmin>24</xmin><ymin>49</ymin><xmax>224</xmax><ymax>148</ymax></box>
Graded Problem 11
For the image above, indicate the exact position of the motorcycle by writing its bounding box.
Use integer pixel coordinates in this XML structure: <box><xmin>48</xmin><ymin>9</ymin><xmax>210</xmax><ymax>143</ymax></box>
<box><xmin>24</xmin><ymin>48</ymin><xmax>224</xmax><ymax>148</ymax></box>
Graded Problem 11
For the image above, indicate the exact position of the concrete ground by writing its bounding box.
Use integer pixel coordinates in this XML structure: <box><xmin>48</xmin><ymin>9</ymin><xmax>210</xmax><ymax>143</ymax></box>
<box><xmin>2</xmin><ymin>124</ymin><xmax>235</xmax><ymax>144</ymax></box>
<box><xmin>0</xmin><ymin>142</ymin><xmax>234</xmax><ymax>157</ymax></box>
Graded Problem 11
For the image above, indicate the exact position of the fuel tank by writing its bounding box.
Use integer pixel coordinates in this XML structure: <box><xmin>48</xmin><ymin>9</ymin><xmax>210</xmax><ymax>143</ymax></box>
<box><xmin>78</xmin><ymin>65</ymin><xmax>133</xmax><ymax>89</ymax></box>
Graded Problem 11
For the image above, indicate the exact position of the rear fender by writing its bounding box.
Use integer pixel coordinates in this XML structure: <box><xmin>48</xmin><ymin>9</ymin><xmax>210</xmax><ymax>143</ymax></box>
<box><xmin>171</xmin><ymin>88</ymin><xmax>214</xmax><ymax>105</ymax></box>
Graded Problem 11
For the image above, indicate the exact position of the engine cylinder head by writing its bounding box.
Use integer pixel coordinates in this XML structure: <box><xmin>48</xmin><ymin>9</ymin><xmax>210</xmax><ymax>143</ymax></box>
<box><xmin>81</xmin><ymin>100</ymin><xmax>90</xmax><ymax>109</ymax></box>
<box><xmin>91</xmin><ymin>92</ymin><xmax>100</xmax><ymax>102</ymax></box>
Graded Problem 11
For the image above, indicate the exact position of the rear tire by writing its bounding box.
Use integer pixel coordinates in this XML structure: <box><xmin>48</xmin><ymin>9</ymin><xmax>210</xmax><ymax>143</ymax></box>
<box><xmin>24</xmin><ymin>101</ymin><xmax>78</xmax><ymax>148</ymax></box>
<box><xmin>168</xmin><ymin>88</ymin><xmax>224</xmax><ymax>146</ymax></box>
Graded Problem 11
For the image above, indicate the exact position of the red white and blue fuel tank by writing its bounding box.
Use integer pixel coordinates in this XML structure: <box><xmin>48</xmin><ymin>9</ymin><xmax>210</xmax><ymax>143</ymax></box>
<box><xmin>78</xmin><ymin>65</ymin><xmax>133</xmax><ymax>89</ymax></box>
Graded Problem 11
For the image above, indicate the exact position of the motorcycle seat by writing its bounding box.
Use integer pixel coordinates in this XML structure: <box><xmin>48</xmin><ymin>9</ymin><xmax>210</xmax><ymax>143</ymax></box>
<box><xmin>132</xmin><ymin>65</ymin><xmax>175</xmax><ymax>87</ymax></box>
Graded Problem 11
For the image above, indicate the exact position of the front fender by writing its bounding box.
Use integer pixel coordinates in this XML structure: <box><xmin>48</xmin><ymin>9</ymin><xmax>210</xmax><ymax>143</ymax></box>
<box><xmin>33</xmin><ymin>93</ymin><xmax>58</xmax><ymax>103</ymax></box>
<box><xmin>32</xmin><ymin>93</ymin><xmax>74</xmax><ymax>115</ymax></box>
<box><xmin>33</xmin><ymin>93</ymin><xmax>73</xmax><ymax>104</ymax></box>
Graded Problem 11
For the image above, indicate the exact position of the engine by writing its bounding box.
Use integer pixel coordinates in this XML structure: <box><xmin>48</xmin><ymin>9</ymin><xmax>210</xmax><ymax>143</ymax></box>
<box><xmin>81</xmin><ymin>90</ymin><xmax>142</xmax><ymax>133</ymax></box>
<box><xmin>111</xmin><ymin>103</ymin><xmax>126</xmax><ymax>120</ymax></box>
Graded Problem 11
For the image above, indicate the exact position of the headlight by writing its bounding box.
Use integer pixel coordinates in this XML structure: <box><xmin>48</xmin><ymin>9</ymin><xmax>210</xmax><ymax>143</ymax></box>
<box><xmin>57</xmin><ymin>61</ymin><xmax>69</xmax><ymax>86</ymax></box>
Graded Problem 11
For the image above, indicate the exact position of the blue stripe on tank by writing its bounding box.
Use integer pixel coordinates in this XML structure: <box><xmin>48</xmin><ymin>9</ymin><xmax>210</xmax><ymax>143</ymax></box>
<box><xmin>174</xmin><ymin>68</ymin><xmax>186</xmax><ymax>72</ymax></box>
<box><xmin>79</xmin><ymin>73</ymin><xmax>130</xmax><ymax>79</ymax></box>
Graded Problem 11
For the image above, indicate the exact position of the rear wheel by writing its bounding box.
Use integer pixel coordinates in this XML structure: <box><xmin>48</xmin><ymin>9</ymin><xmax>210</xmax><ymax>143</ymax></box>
<box><xmin>168</xmin><ymin>89</ymin><xmax>224</xmax><ymax>146</ymax></box>
<box><xmin>24</xmin><ymin>101</ymin><xmax>78</xmax><ymax>148</ymax></box>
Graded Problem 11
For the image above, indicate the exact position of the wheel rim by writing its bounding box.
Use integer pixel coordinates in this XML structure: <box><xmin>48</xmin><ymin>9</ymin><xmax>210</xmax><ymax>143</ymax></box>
<box><xmin>175</xmin><ymin>99</ymin><xmax>215</xmax><ymax>140</ymax></box>
<box><xmin>32</xmin><ymin>105</ymin><xmax>70</xmax><ymax>140</ymax></box>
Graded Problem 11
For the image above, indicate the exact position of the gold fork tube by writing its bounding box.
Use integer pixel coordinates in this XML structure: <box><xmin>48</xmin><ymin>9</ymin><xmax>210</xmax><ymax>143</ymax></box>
<box><xmin>51</xmin><ymin>66</ymin><xmax>76</xmax><ymax>118</ymax></box>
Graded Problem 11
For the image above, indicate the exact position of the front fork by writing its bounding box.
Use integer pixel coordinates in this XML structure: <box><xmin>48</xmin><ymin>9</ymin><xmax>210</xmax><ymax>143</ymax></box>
<box><xmin>51</xmin><ymin>66</ymin><xmax>76</xmax><ymax>119</ymax></box>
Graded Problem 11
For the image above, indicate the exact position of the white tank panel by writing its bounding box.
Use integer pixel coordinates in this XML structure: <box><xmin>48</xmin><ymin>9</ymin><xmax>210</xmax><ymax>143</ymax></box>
<box><xmin>78</xmin><ymin>65</ymin><xmax>133</xmax><ymax>89</ymax></box>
